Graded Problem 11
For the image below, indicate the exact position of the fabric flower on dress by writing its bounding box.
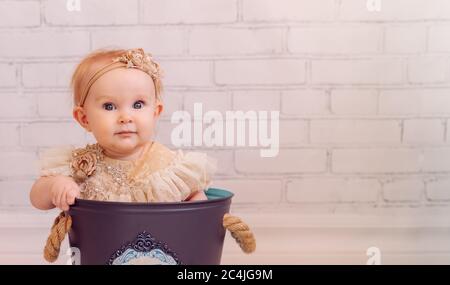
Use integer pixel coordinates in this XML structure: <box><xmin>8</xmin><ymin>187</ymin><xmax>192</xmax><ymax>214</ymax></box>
<box><xmin>71</xmin><ymin>144</ymin><xmax>104</xmax><ymax>182</ymax></box>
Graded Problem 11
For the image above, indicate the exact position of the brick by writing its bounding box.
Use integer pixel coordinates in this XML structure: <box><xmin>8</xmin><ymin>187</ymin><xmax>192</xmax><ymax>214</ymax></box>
<box><xmin>0</xmin><ymin>63</ymin><xmax>16</xmax><ymax>87</ymax></box>
<box><xmin>379</xmin><ymin>89</ymin><xmax>450</xmax><ymax>115</ymax></box>
<box><xmin>233</xmin><ymin>91</ymin><xmax>280</xmax><ymax>112</ymax></box>
<box><xmin>339</xmin><ymin>0</ymin><xmax>450</xmax><ymax>21</ymax></box>
<box><xmin>189</xmin><ymin>27</ymin><xmax>283</xmax><ymax>55</ymax></box>
<box><xmin>331</xmin><ymin>89</ymin><xmax>377</xmax><ymax>115</ymax></box>
<box><xmin>281</xmin><ymin>90</ymin><xmax>329</xmax><ymax>116</ymax></box>
<box><xmin>280</xmin><ymin>120</ymin><xmax>308</xmax><ymax>145</ymax></box>
<box><xmin>243</xmin><ymin>0</ymin><xmax>335</xmax><ymax>21</ymax></box>
<box><xmin>45</xmin><ymin>0</ymin><xmax>138</xmax><ymax>25</ymax></box>
<box><xmin>385</xmin><ymin>25</ymin><xmax>426</xmax><ymax>53</ymax></box>
<box><xmin>408</xmin><ymin>57</ymin><xmax>448</xmax><ymax>83</ymax></box>
<box><xmin>0</xmin><ymin>31</ymin><xmax>89</xmax><ymax>57</ymax></box>
<box><xmin>426</xmin><ymin>178</ymin><xmax>450</xmax><ymax>200</ymax></box>
<box><xmin>311</xmin><ymin>59</ymin><xmax>403</xmax><ymax>84</ymax></box>
<box><xmin>289</xmin><ymin>26</ymin><xmax>381</xmax><ymax>54</ymax></box>
<box><xmin>92</xmin><ymin>28</ymin><xmax>184</xmax><ymax>56</ymax></box>
<box><xmin>0</xmin><ymin>123</ymin><xmax>20</xmax><ymax>147</ymax></box>
<box><xmin>0</xmin><ymin>151</ymin><xmax>38</xmax><ymax>177</ymax></box>
<box><xmin>0</xmin><ymin>1</ymin><xmax>40</xmax><ymax>27</ymax></box>
<box><xmin>403</xmin><ymin>120</ymin><xmax>445</xmax><ymax>144</ymax></box>
<box><xmin>383</xmin><ymin>178</ymin><xmax>424</xmax><ymax>202</ymax></box>
<box><xmin>184</xmin><ymin>92</ymin><xmax>231</xmax><ymax>115</ymax></box>
<box><xmin>235</xmin><ymin>149</ymin><xmax>327</xmax><ymax>173</ymax></box>
<box><xmin>160</xmin><ymin>60</ymin><xmax>212</xmax><ymax>87</ymax></box>
<box><xmin>0</xmin><ymin>93</ymin><xmax>37</xmax><ymax>118</ymax></box>
<box><xmin>332</xmin><ymin>149</ymin><xmax>421</xmax><ymax>173</ymax></box>
<box><xmin>21</xmin><ymin>122</ymin><xmax>85</xmax><ymax>147</ymax></box>
<box><xmin>311</xmin><ymin>120</ymin><xmax>401</xmax><ymax>144</ymax></box>
<box><xmin>0</xmin><ymin>180</ymin><xmax>34</xmax><ymax>206</ymax></box>
<box><xmin>141</xmin><ymin>0</ymin><xmax>237</xmax><ymax>24</ymax></box>
<box><xmin>37</xmin><ymin>92</ymin><xmax>73</xmax><ymax>118</ymax></box>
<box><xmin>423</xmin><ymin>148</ymin><xmax>450</xmax><ymax>172</ymax></box>
<box><xmin>159</xmin><ymin>91</ymin><xmax>183</xmax><ymax>119</ymax></box>
<box><xmin>429</xmin><ymin>25</ymin><xmax>450</xmax><ymax>52</ymax></box>
<box><xmin>211</xmin><ymin>179</ymin><xmax>282</xmax><ymax>203</ymax></box>
<box><xmin>22</xmin><ymin>62</ymin><xmax>75</xmax><ymax>87</ymax></box>
<box><xmin>287</xmin><ymin>178</ymin><xmax>380</xmax><ymax>202</ymax></box>
<box><xmin>216</xmin><ymin>59</ymin><xmax>306</xmax><ymax>85</ymax></box>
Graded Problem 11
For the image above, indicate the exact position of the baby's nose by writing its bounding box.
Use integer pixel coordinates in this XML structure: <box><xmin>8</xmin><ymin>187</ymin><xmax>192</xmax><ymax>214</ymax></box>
<box><xmin>120</xmin><ymin>118</ymin><xmax>132</xmax><ymax>123</ymax></box>
<box><xmin>118</xmin><ymin>115</ymin><xmax>133</xmax><ymax>124</ymax></box>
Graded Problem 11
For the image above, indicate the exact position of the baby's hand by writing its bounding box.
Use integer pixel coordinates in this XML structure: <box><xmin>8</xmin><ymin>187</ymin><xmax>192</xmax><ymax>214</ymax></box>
<box><xmin>186</xmin><ymin>190</ymin><xmax>208</xmax><ymax>201</ymax></box>
<box><xmin>50</xmin><ymin>175</ymin><xmax>81</xmax><ymax>211</ymax></box>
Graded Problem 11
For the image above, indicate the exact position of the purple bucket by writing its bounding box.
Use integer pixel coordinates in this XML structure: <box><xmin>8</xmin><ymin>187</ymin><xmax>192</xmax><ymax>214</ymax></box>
<box><xmin>67</xmin><ymin>188</ymin><xmax>233</xmax><ymax>265</ymax></box>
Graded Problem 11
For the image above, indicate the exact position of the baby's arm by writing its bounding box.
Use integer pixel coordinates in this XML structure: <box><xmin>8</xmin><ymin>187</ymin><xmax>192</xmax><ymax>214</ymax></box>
<box><xmin>30</xmin><ymin>175</ymin><xmax>80</xmax><ymax>211</ymax></box>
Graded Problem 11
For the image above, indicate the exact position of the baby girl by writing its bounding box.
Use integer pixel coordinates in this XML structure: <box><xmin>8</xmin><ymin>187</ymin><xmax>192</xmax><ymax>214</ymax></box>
<box><xmin>30</xmin><ymin>48</ymin><xmax>215</xmax><ymax>211</ymax></box>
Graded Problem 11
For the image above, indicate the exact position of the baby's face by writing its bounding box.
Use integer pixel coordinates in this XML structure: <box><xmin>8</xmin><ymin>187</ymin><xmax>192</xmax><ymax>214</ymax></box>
<box><xmin>74</xmin><ymin>68</ymin><xmax>163</xmax><ymax>160</ymax></box>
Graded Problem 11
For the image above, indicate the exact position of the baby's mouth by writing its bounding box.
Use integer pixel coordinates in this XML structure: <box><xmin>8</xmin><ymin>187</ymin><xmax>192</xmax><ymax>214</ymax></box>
<box><xmin>116</xmin><ymin>131</ymin><xmax>137</xmax><ymax>135</ymax></box>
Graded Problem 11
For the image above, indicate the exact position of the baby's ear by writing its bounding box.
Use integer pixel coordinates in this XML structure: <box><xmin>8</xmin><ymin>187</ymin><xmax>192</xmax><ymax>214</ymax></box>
<box><xmin>73</xmin><ymin>106</ymin><xmax>91</xmax><ymax>132</ymax></box>
<box><xmin>154</xmin><ymin>100</ymin><xmax>164</xmax><ymax>117</ymax></box>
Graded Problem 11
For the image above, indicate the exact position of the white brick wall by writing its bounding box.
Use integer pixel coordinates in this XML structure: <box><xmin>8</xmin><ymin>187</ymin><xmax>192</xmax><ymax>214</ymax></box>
<box><xmin>310</xmin><ymin>120</ymin><xmax>401</xmax><ymax>144</ymax></box>
<box><xmin>331</xmin><ymin>90</ymin><xmax>378</xmax><ymax>115</ymax></box>
<box><xmin>288</xmin><ymin>26</ymin><xmax>382</xmax><ymax>54</ymax></box>
<box><xmin>45</xmin><ymin>0</ymin><xmax>139</xmax><ymax>26</ymax></box>
<box><xmin>215</xmin><ymin>59</ymin><xmax>306</xmax><ymax>85</ymax></box>
<box><xmin>426</xmin><ymin>178</ymin><xmax>450</xmax><ymax>200</ymax></box>
<box><xmin>189</xmin><ymin>27</ymin><xmax>284</xmax><ymax>55</ymax></box>
<box><xmin>0</xmin><ymin>1</ymin><xmax>40</xmax><ymax>27</ymax></box>
<box><xmin>0</xmin><ymin>63</ymin><xmax>17</xmax><ymax>87</ymax></box>
<box><xmin>403</xmin><ymin>119</ymin><xmax>445</xmax><ymax>144</ymax></box>
<box><xmin>383</xmin><ymin>178</ymin><xmax>424</xmax><ymax>202</ymax></box>
<box><xmin>0</xmin><ymin>30</ymin><xmax>90</xmax><ymax>57</ymax></box>
<box><xmin>287</xmin><ymin>178</ymin><xmax>380</xmax><ymax>203</ymax></box>
<box><xmin>312</xmin><ymin>59</ymin><xmax>404</xmax><ymax>84</ymax></box>
<box><xmin>1</xmin><ymin>0</ymin><xmax>450</xmax><ymax>265</ymax></box>
<box><xmin>339</xmin><ymin>0</ymin><xmax>450</xmax><ymax>21</ymax></box>
<box><xmin>408</xmin><ymin>57</ymin><xmax>449</xmax><ymax>83</ymax></box>
<box><xmin>385</xmin><ymin>25</ymin><xmax>427</xmax><ymax>54</ymax></box>
<box><xmin>243</xmin><ymin>0</ymin><xmax>336</xmax><ymax>22</ymax></box>
<box><xmin>141</xmin><ymin>0</ymin><xmax>237</xmax><ymax>24</ymax></box>
<box><xmin>22</xmin><ymin>62</ymin><xmax>76</xmax><ymax>88</ymax></box>
<box><xmin>332</xmin><ymin>148</ymin><xmax>423</xmax><ymax>173</ymax></box>
<box><xmin>91</xmin><ymin>28</ymin><xmax>185</xmax><ymax>56</ymax></box>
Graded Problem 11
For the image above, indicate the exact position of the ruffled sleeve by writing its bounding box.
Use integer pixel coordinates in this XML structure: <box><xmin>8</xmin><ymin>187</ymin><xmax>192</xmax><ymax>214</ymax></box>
<box><xmin>151</xmin><ymin>150</ymin><xmax>217</xmax><ymax>202</ymax></box>
<box><xmin>38</xmin><ymin>146</ymin><xmax>74</xmax><ymax>178</ymax></box>
<box><xmin>130</xmin><ymin>144</ymin><xmax>217</xmax><ymax>202</ymax></box>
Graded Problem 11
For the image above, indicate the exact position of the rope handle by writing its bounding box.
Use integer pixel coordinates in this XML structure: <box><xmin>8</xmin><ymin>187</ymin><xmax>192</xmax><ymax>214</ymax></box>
<box><xmin>44</xmin><ymin>211</ymin><xmax>256</xmax><ymax>262</ymax></box>
<box><xmin>44</xmin><ymin>211</ymin><xmax>71</xmax><ymax>263</ymax></box>
<box><xmin>222</xmin><ymin>213</ymin><xmax>256</xmax><ymax>254</ymax></box>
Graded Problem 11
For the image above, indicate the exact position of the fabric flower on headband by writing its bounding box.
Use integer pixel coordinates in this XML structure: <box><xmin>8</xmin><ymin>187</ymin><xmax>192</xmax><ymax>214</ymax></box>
<box><xmin>112</xmin><ymin>48</ymin><xmax>162</xmax><ymax>81</ymax></box>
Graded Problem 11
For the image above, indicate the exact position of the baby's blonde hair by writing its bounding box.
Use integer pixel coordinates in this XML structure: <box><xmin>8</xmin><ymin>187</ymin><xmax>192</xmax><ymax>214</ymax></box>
<box><xmin>71</xmin><ymin>48</ymin><xmax>163</xmax><ymax>106</ymax></box>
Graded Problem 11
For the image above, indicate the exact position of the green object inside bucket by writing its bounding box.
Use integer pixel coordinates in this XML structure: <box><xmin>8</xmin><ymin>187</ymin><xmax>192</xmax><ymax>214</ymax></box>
<box><xmin>205</xmin><ymin>188</ymin><xmax>233</xmax><ymax>200</ymax></box>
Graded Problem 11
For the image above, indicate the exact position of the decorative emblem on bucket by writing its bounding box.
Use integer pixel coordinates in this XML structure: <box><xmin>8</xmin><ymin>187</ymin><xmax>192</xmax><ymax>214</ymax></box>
<box><xmin>108</xmin><ymin>231</ymin><xmax>181</xmax><ymax>265</ymax></box>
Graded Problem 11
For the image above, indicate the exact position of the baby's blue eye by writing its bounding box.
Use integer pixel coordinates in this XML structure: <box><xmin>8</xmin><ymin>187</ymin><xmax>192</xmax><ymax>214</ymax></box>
<box><xmin>133</xmin><ymin>100</ymin><xmax>145</xmax><ymax>109</ymax></box>
<box><xmin>103</xmin><ymin>103</ymin><xmax>115</xmax><ymax>111</ymax></box>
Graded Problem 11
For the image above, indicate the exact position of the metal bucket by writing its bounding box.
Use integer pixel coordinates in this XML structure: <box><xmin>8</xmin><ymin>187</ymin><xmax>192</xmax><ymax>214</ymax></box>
<box><xmin>67</xmin><ymin>188</ymin><xmax>233</xmax><ymax>265</ymax></box>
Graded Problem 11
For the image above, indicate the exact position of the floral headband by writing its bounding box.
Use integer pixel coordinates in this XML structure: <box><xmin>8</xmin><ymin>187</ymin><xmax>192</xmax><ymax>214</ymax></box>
<box><xmin>78</xmin><ymin>48</ymin><xmax>162</xmax><ymax>107</ymax></box>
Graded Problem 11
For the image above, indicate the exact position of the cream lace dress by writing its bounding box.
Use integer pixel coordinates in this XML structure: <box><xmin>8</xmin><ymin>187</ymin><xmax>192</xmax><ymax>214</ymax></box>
<box><xmin>38</xmin><ymin>141</ymin><xmax>216</xmax><ymax>203</ymax></box>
